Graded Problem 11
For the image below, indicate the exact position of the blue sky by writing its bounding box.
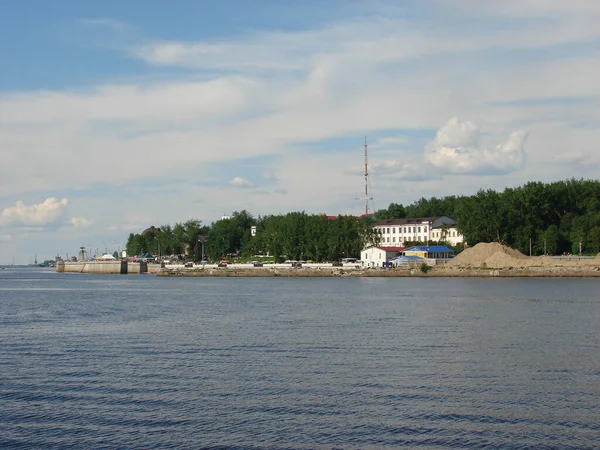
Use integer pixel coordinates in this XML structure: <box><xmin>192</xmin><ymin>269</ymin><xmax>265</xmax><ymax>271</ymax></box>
<box><xmin>1</xmin><ymin>0</ymin><xmax>599</xmax><ymax>263</ymax></box>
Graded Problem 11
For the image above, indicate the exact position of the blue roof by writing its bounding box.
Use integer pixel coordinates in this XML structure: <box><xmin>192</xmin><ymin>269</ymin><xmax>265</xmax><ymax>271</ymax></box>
<box><xmin>404</xmin><ymin>245</ymin><xmax>454</xmax><ymax>253</ymax></box>
<box><xmin>391</xmin><ymin>255</ymin><xmax>425</xmax><ymax>261</ymax></box>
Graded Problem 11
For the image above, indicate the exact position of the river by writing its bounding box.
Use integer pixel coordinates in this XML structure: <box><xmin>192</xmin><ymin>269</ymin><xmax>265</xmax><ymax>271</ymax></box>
<box><xmin>1</xmin><ymin>268</ymin><xmax>599</xmax><ymax>449</ymax></box>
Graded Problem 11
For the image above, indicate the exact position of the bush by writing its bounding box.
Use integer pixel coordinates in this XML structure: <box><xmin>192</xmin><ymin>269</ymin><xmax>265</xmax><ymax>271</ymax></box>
<box><xmin>419</xmin><ymin>263</ymin><xmax>432</xmax><ymax>273</ymax></box>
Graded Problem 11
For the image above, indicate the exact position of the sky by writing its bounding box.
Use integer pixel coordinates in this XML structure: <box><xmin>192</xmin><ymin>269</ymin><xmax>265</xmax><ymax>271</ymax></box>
<box><xmin>0</xmin><ymin>0</ymin><xmax>599</xmax><ymax>264</ymax></box>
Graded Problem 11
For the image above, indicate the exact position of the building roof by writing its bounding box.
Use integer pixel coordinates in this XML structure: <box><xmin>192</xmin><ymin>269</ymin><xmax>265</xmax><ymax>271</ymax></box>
<box><xmin>372</xmin><ymin>216</ymin><xmax>461</xmax><ymax>228</ymax></box>
<box><xmin>373</xmin><ymin>217</ymin><xmax>437</xmax><ymax>226</ymax></box>
<box><xmin>404</xmin><ymin>245</ymin><xmax>454</xmax><ymax>253</ymax></box>
<box><xmin>141</xmin><ymin>225</ymin><xmax>161</xmax><ymax>235</ymax></box>
<box><xmin>431</xmin><ymin>216</ymin><xmax>458</xmax><ymax>229</ymax></box>
<box><xmin>377</xmin><ymin>246</ymin><xmax>406</xmax><ymax>252</ymax></box>
<box><xmin>391</xmin><ymin>255</ymin><xmax>425</xmax><ymax>261</ymax></box>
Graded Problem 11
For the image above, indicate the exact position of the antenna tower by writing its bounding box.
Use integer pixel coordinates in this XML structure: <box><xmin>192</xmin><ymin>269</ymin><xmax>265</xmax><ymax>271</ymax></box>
<box><xmin>363</xmin><ymin>137</ymin><xmax>373</xmax><ymax>215</ymax></box>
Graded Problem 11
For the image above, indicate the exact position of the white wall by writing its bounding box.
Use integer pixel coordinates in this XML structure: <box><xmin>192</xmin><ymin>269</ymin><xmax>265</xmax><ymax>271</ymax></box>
<box><xmin>374</xmin><ymin>220</ymin><xmax>432</xmax><ymax>246</ymax></box>
<box><xmin>361</xmin><ymin>247</ymin><xmax>395</xmax><ymax>267</ymax></box>
<box><xmin>375</xmin><ymin>221</ymin><xmax>464</xmax><ymax>246</ymax></box>
<box><xmin>429</xmin><ymin>227</ymin><xmax>464</xmax><ymax>245</ymax></box>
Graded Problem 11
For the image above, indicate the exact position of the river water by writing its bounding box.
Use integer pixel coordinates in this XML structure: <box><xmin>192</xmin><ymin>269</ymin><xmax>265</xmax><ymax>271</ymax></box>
<box><xmin>1</xmin><ymin>268</ymin><xmax>599</xmax><ymax>449</ymax></box>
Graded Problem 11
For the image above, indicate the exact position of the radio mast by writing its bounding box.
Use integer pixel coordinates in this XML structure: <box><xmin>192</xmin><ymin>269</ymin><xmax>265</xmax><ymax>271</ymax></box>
<box><xmin>363</xmin><ymin>137</ymin><xmax>373</xmax><ymax>215</ymax></box>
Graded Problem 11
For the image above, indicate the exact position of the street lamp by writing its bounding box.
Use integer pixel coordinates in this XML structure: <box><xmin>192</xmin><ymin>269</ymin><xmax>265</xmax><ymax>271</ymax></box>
<box><xmin>198</xmin><ymin>235</ymin><xmax>207</xmax><ymax>262</ymax></box>
<box><xmin>154</xmin><ymin>236</ymin><xmax>160</xmax><ymax>259</ymax></box>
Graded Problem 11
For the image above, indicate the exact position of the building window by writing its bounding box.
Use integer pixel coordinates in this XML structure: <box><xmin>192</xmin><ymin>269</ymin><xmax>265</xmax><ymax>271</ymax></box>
<box><xmin>387</xmin><ymin>228</ymin><xmax>390</xmax><ymax>234</ymax></box>
<box><xmin>392</xmin><ymin>237</ymin><xmax>396</xmax><ymax>242</ymax></box>
<box><xmin>418</xmin><ymin>227</ymin><xmax>421</xmax><ymax>232</ymax></box>
<box><xmin>393</xmin><ymin>228</ymin><xmax>396</xmax><ymax>233</ymax></box>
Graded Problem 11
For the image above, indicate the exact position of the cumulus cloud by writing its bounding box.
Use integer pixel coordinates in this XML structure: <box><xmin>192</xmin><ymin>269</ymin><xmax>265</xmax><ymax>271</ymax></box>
<box><xmin>1</xmin><ymin>198</ymin><xmax>69</xmax><ymax>226</ymax></box>
<box><xmin>424</xmin><ymin>117</ymin><xmax>528</xmax><ymax>175</ymax></box>
<box><xmin>228</xmin><ymin>177</ymin><xmax>256</xmax><ymax>188</ymax></box>
<box><xmin>69</xmin><ymin>217</ymin><xmax>93</xmax><ymax>228</ymax></box>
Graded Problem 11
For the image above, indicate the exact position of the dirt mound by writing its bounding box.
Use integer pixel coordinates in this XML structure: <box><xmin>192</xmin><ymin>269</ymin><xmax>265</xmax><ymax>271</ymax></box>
<box><xmin>446</xmin><ymin>242</ymin><xmax>529</xmax><ymax>269</ymax></box>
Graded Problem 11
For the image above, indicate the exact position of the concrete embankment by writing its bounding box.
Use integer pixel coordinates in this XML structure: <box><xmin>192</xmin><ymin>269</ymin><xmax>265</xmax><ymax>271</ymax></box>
<box><xmin>157</xmin><ymin>266</ymin><xmax>600</xmax><ymax>278</ymax></box>
<box><xmin>56</xmin><ymin>261</ymin><xmax>147</xmax><ymax>274</ymax></box>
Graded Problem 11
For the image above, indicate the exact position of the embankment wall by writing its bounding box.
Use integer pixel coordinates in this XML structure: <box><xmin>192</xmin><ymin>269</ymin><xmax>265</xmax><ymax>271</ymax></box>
<box><xmin>56</xmin><ymin>261</ymin><xmax>147</xmax><ymax>274</ymax></box>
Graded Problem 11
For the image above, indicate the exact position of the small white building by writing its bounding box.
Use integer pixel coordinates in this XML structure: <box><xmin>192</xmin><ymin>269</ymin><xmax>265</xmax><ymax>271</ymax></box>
<box><xmin>361</xmin><ymin>246</ymin><xmax>405</xmax><ymax>268</ymax></box>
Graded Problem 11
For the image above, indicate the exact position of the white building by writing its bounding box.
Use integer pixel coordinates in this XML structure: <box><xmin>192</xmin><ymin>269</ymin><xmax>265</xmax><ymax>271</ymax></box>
<box><xmin>372</xmin><ymin>216</ymin><xmax>464</xmax><ymax>247</ymax></box>
<box><xmin>361</xmin><ymin>246</ymin><xmax>405</xmax><ymax>268</ymax></box>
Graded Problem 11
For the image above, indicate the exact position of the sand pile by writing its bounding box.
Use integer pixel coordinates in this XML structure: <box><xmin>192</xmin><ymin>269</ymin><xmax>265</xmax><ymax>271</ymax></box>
<box><xmin>445</xmin><ymin>242</ymin><xmax>600</xmax><ymax>269</ymax></box>
<box><xmin>446</xmin><ymin>242</ymin><xmax>530</xmax><ymax>269</ymax></box>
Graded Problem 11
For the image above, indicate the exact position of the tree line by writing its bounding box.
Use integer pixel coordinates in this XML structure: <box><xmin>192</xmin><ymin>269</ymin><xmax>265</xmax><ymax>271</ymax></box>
<box><xmin>376</xmin><ymin>178</ymin><xmax>600</xmax><ymax>255</ymax></box>
<box><xmin>125</xmin><ymin>212</ymin><xmax>377</xmax><ymax>262</ymax></box>
<box><xmin>125</xmin><ymin>178</ymin><xmax>600</xmax><ymax>261</ymax></box>
<box><xmin>125</xmin><ymin>220</ymin><xmax>209</xmax><ymax>260</ymax></box>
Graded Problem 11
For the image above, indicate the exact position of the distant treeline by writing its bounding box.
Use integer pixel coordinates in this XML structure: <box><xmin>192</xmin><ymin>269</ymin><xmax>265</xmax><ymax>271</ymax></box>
<box><xmin>125</xmin><ymin>178</ymin><xmax>600</xmax><ymax>260</ymax></box>
<box><xmin>377</xmin><ymin>178</ymin><xmax>600</xmax><ymax>255</ymax></box>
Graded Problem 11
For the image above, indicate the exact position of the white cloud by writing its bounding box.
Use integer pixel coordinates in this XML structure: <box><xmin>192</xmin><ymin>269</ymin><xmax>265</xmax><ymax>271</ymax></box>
<box><xmin>370</xmin><ymin>160</ymin><xmax>434</xmax><ymax>181</ymax></box>
<box><xmin>0</xmin><ymin>234</ymin><xmax>12</xmax><ymax>242</ymax></box>
<box><xmin>69</xmin><ymin>217</ymin><xmax>93</xmax><ymax>228</ymax></box>
<box><xmin>1</xmin><ymin>77</ymin><xmax>255</xmax><ymax>126</ymax></box>
<box><xmin>424</xmin><ymin>117</ymin><xmax>528</xmax><ymax>175</ymax></box>
<box><xmin>1</xmin><ymin>198</ymin><xmax>69</xmax><ymax>226</ymax></box>
<box><xmin>228</xmin><ymin>177</ymin><xmax>256</xmax><ymax>188</ymax></box>
<box><xmin>262</xmin><ymin>171</ymin><xmax>279</xmax><ymax>181</ymax></box>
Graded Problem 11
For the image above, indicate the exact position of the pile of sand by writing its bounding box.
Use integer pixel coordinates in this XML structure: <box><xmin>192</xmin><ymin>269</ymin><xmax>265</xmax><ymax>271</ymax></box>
<box><xmin>445</xmin><ymin>242</ymin><xmax>600</xmax><ymax>269</ymax></box>
<box><xmin>446</xmin><ymin>242</ymin><xmax>530</xmax><ymax>269</ymax></box>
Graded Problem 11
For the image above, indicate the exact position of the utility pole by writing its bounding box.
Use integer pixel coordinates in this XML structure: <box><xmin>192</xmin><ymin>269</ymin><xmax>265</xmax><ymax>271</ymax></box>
<box><xmin>363</xmin><ymin>137</ymin><xmax>373</xmax><ymax>215</ymax></box>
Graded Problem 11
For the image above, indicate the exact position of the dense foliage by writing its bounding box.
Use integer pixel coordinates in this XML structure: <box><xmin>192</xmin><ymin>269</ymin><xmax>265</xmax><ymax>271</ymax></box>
<box><xmin>126</xmin><ymin>212</ymin><xmax>377</xmax><ymax>262</ymax></box>
<box><xmin>375</xmin><ymin>178</ymin><xmax>600</xmax><ymax>255</ymax></box>
<box><xmin>125</xmin><ymin>220</ymin><xmax>209</xmax><ymax>260</ymax></box>
<box><xmin>125</xmin><ymin>179</ymin><xmax>600</xmax><ymax>261</ymax></box>
<box><xmin>206</xmin><ymin>211</ymin><xmax>378</xmax><ymax>262</ymax></box>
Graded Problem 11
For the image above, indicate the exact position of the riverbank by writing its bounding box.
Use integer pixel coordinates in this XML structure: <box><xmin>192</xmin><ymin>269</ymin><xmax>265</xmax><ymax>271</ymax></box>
<box><xmin>157</xmin><ymin>265</ymin><xmax>600</xmax><ymax>278</ymax></box>
<box><xmin>157</xmin><ymin>242</ymin><xmax>600</xmax><ymax>277</ymax></box>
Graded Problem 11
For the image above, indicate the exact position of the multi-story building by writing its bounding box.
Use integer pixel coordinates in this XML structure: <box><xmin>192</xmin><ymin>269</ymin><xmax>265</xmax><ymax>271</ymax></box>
<box><xmin>372</xmin><ymin>216</ymin><xmax>464</xmax><ymax>247</ymax></box>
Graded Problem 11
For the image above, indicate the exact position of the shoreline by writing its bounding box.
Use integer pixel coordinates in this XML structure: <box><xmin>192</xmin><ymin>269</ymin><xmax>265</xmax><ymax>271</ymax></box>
<box><xmin>156</xmin><ymin>266</ymin><xmax>600</xmax><ymax>278</ymax></box>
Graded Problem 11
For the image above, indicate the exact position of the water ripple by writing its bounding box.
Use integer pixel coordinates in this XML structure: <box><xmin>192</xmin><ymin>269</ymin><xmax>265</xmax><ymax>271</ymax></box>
<box><xmin>1</xmin><ymin>271</ymin><xmax>600</xmax><ymax>448</ymax></box>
